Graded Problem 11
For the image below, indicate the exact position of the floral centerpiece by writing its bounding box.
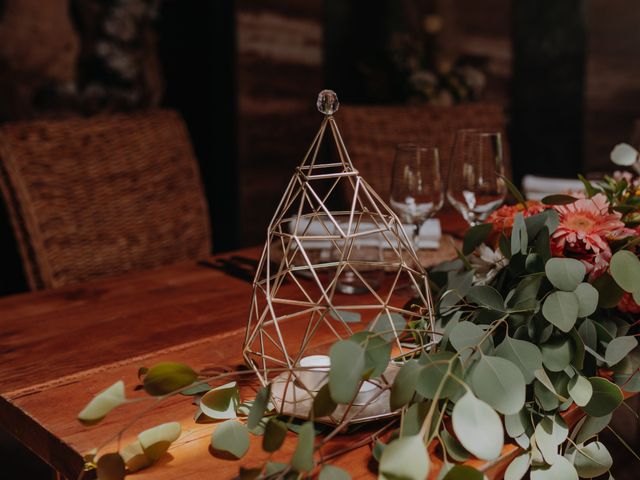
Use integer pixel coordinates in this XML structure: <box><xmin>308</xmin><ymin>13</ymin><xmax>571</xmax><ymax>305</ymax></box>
<box><xmin>77</xmin><ymin>145</ymin><xmax>640</xmax><ymax>480</ymax></box>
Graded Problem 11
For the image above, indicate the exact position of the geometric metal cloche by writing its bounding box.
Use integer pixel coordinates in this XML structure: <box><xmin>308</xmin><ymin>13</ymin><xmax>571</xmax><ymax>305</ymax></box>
<box><xmin>243</xmin><ymin>91</ymin><xmax>435</xmax><ymax>409</ymax></box>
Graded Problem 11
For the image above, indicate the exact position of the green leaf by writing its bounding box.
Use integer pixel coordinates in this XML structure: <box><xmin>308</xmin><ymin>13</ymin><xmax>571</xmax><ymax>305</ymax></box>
<box><xmin>442</xmin><ymin>465</ymin><xmax>483</xmax><ymax>480</ymax></box>
<box><xmin>401</xmin><ymin>402</ymin><xmax>430</xmax><ymax>436</ymax></box>
<box><xmin>78</xmin><ymin>380</ymin><xmax>126</xmax><ymax>425</ymax></box>
<box><xmin>262</xmin><ymin>418</ymin><xmax>287</xmax><ymax>452</ymax></box>
<box><xmin>466</xmin><ymin>285</ymin><xmax>505</xmax><ymax>311</ymax></box>
<box><xmin>120</xmin><ymin>441</ymin><xmax>152</xmax><ymax>473</ymax></box>
<box><xmin>574</xmin><ymin>283</ymin><xmax>598</xmax><ymax>318</ymax></box>
<box><xmin>319</xmin><ymin>464</ymin><xmax>351</xmax><ymax>480</ymax></box>
<box><xmin>611</xmin><ymin>250</ymin><xmax>640</xmax><ymax>293</ymax></box>
<box><xmin>541</xmin><ymin>338</ymin><xmax>574</xmax><ymax>372</ymax></box>
<box><xmin>511</xmin><ymin>213</ymin><xmax>528</xmax><ymax>256</ymax></box>
<box><xmin>379</xmin><ymin>435</ymin><xmax>430</xmax><ymax>480</ymax></box>
<box><xmin>575</xmin><ymin>413</ymin><xmax>612</xmax><ymax>444</ymax></box>
<box><xmin>330</xmin><ymin>309</ymin><xmax>361</xmax><ymax>323</ymax></box>
<box><xmin>573</xmin><ymin>441</ymin><xmax>613</xmax><ymax>478</ymax></box>
<box><xmin>138</xmin><ymin>422</ymin><xmax>181</xmax><ymax>462</ymax></box>
<box><xmin>179</xmin><ymin>383</ymin><xmax>211</xmax><ymax>396</ymax></box>
<box><xmin>592</xmin><ymin>273</ymin><xmax>624</xmax><ymax>308</ymax></box>
<box><xmin>440</xmin><ymin>429</ymin><xmax>470</xmax><ymax>462</ymax></box>
<box><xmin>291</xmin><ymin>421</ymin><xmax>315</xmax><ymax>472</ymax></box>
<box><xmin>494</xmin><ymin>336</ymin><xmax>543</xmax><ymax>384</ymax></box>
<box><xmin>416</xmin><ymin>352</ymin><xmax>462</xmax><ymax>400</ymax></box>
<box><xmin>605</xmin><ymin>336</ymin><xmax>638</xmax><ymax>366</ymax></box>
<box><xmin>211</xmin><ymin>420</ymin><xmax>249</xmax><ymax>459</ymax></box>
<box><xmin>463</xmin><ymin>223</ymin><xmax>493</xmax><ymax>255</ymax></box>
<box><xmin>530</xmin><ymin>456</ymin><xmax>577</xmax><ymax>480</ymax></box>
<box><xmin>452</xmin><ymin>392</ymin><xmax>503</xmax><ymax>460</ymax></box>
<box><xmin>248</xmin><ymin>385</ymin><xmax>271</xmax><ymax>430</ymax></box>
<box><xmin>350</xmin><ymin>331</ymin><xmax>391</xmax><ymax>378</ymax></box>
<box><xmin>449</xmin><ymin>321</ymin><xmax>490</xmax><ymax>360</ymax></box>
<box><xmin>505</xmin><ymin>452</ymin><xmax>530</xmax><ymax>480</ymax></box>
<box><xmin>541</xmin><ymin>194</ymin><xmax>578</xmax><ymax>205</ymax></box>
<box><xmin>329</xmin><ymin>340</ymin><xmax>365</xmax><ymax>403</ymax></box>
<box><xmin>143</xmin><ymin>362</ymin><xmax>198</xmax><ymax>396</ymax></box>
<box><xmin>264</xmin><ymin>462</ymin><xmax>288</xmax><ymax>476</ymax></box>
<box><xmin>567</xmin><ymin>375</ymin><xmax>592</xmax><ymax>407</ymax></box>
<box><xmin>505</xmin><ymin>410</ymin><xmax>529</xmax><ymax>438</ymax></box>
<box><xmin>534</xmin><ymin>416</ymin><xmax>568</xmax><ymax>464</ymax></box>
<box><xmin>470</xmin><ymin>356</ymin><xmax>526</xmax><ymax>415</ymax></box>
<box><xmin>200</xmin><ymin>381</ymin><xmax>239</xmax><ymax>419</ymax></box>
<box><xmin>542</xmin><ymin>291</ymin><xmax>579</xmax><ymax>332</ymax></box>
<box><xmin>390</xmin><ymin>360</ymin><xmax>420</xmax><ymax>410</ymax></box>
<box><xmin>544</xmin><ymin>258</ymin><xmax>586</xmax><ymax>292</ymax></box>
<box><xmin>583</xmin><ymin>377</ymin><xmax>623</xmax><ymax>417</ymax></box>
<box><xmin>313</xmin><ymin>384</ymin><xmax>337</xmax><ymax>418</ymax></box>
<box><xmin>368</xmin><ymin>312</ymin><xmax>406</xmax><ymax>342</ymax></box>
<box><xmin>578</xmin><ymin>174</ymin><xmax>599</xmax><ymax>197</ymax></box>
<box><xmin>96</xmin><ymin>453</ymin><xmax>125</xmax><ymax>480</ymax></box>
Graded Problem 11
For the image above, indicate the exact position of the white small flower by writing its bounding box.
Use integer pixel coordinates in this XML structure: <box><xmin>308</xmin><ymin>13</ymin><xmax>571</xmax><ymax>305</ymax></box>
<box><xmin>469</xmin><ymin>244</ymin><xmax>508</xmax><ymax>285</ymax></box>
<box><xmin>610</xmin><ymin>143</ymin><xmax>639</xmax><ymax>166</ymax></box>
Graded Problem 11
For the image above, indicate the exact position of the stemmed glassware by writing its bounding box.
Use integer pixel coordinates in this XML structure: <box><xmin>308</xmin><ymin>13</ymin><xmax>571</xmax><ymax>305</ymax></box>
<box><xmin>447</xmin><ymin>130</ymin><xmax>506</xmax><ymax>226</ymax></box>
<box><xmin>389</xmin><ymin>144</ymin><xmax>444</xmax><ymax>254</ymax></box>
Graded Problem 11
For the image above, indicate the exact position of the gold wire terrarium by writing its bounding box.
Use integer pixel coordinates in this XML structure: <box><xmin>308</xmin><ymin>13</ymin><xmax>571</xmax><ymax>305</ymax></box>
<box><xmin>242</xmin><ymin>90</ymin><xmax>436</xmax><ymax>422</ymax></box>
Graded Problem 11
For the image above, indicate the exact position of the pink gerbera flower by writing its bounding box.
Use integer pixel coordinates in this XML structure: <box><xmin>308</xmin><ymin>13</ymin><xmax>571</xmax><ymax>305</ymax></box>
<box><xmin>551</xmin><ymin>194</ymin><xmax>633</xmax><ymax>277</ymax></box>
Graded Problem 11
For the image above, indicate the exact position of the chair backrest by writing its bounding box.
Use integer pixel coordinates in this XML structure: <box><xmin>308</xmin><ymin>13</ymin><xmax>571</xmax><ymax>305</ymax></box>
<box><xmin>0</xmin><ymin>109</ymin><xmax>211</xmax><ymax>289</ymax></box>
<box><xmin>337</xmin><ymin>103</ymin><xmax>509</xmax><ymax>200</ymax></box>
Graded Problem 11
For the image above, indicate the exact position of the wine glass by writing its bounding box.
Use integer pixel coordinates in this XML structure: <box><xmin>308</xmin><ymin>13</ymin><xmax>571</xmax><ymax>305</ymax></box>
<box><xmin>389</xmin><ymin>144</ymin><xmax>444</xmax><ymax>252</ymax></box>
<box><xmin>447</xmin><ymin>130</ymin><xmax>507</xmax><ymax>226</ymax></box>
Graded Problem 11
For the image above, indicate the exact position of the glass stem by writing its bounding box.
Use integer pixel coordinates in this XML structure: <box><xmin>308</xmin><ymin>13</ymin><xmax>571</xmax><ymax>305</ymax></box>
<box><xmin>413</xmin><ymin>223</ymin><xmax>421</xmax><ymax>252</ymax></box>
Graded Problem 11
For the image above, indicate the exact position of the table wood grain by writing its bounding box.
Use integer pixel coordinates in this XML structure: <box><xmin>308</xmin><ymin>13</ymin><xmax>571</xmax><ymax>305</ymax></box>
<box><xmin>0</xmin><ymin>214</ymin><xmax>480</xmax><ymax>480</ymax></box>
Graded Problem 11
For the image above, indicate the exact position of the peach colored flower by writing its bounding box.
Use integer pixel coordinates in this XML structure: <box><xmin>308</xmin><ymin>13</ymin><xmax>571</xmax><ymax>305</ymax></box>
<box><xmin>618</xmin><ymin>292</ymin><xmax>640</xmax><ymax>314</ymax></box>
<box><xmin>487</xmin><ymin>200</ymin><xmax>547</xmax><ymax>238</ymax></box>
<box><xmin>551</xmin><ymin>194</ymin><xmax>634</xmax><ymax>277</ymax></box>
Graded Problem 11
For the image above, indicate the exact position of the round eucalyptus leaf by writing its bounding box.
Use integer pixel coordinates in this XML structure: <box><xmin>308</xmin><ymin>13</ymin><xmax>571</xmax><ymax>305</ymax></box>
<box><xmin>248</xmin><ymin>385</ymin><xmax>271</xmax><ymax>430</ymax></box>
<box><xmin>463</xmin><ymin>223</ymin><xmax>493</xmax><ymax>255</ymax></box>
<box><xmin>200</xmin><ymin>382</ymin><xmax>239</xmax><ymax>420</ymax></box>
<box><xmin>96</xmin><ymin>453</ymin><xmax>126</xmax><ymax>480</ymax></box>
<box><xmin>449</xmin><ymin>321</ymin><xmax>489</xmax><ymax>359</ymax></box>
<box><xmin>567</xmin><ymin>375</ymin><xmax>592</xmax><ymax>407</ymax></box>
<box><xmin>143</xmin><ymin>362</ymin><xmax>198</xmax><ymax>396</ymax></box>
<box><xmin>390</xmin><ymin>359</ymin><xmax>420</xmax><ymax>410</ymax></box>
<box><xmin>575</xmin><ymin>413</ymin><xmax>612</xmax><ymax>444</ymax></box>
<box><xmin>545</xmin><ymin>258</ymin><xmax>586</xmax><ymax>292</ymax></box>
<box><xmin>452</xmin><ymin>392</ymin><xmax>503</xmax><ymax>460</ymax></box>
<box><xmin>440</xmin><ymin>429</ymin><xmax>470</xmax><ymax>462</ymax></box>
<box><xmin>379</xmin><ymin>435</ymin><xmax>430</xmax><ymax>480</ymax></box>
<box><xmin>210</xmin><ymin>420</ymin><xmax>249</xmax><ymax>459</ymax></box>
<box><xmin>574</xmin><ymin>441</ymin><xmax>613</xmax><ymax>478</ymax></box>
<box><xmin>138</xmin><ymin>422</ymin><xmax>181</xmax><ymax>462</ymax></box>
<box><xmin>574</xmin><ymin>283</ymin><xmax>598</xmax><ymax>318</ymax></box>
<box><xmin>505</xmin><ymin>452</ymin><xmax>530</xmax><ymax>480</ymax></box>
<box><xmin>530</xmin><ymin>456</ymin><xmax>577</xmax><ymax>480</ymax></box>
<box><xmin>605</xmin><ymin>336</ymin><xmax>638</xmax><ymax>367</ymax></box>
<box><xmin>534</xmin><ymin>416</ymin><xmax>567</xmax><ymax>464</ymax></box>
<box><xmin>120</xmin><ymin>441</ymin><xmax>151</xmax><ymax>473</ymax></box>
<box><xmin>368</xmin><ymin>312</ymin><xmax>406</xmax><ymax>342</ymax></box>
<box><xmin>401</xmin><ymin>402</ymin><xmax>430</xmax><ymax>437</ymax></box>
<box><xmin>505</xmin><ymin>410</ymin><xmax>528</xmax><ymax>438</ymax></box>
<box><xmin>313</xmin><ymin>384</ymin><xmax>337</xmax><ymax>418</ymax></box>
<box><xmin>291</xmin><ymin>421</ymin><xmax>315</xmax><ymax>472</ymax></box>
<box><xmin>78</xmin><ymin>380</ymin><xmax>126</xmax><ymax>425</ymax></box>
<box><xmin>495</xmin><ymin>336</ymin><xmax>543</xmax><ymax>384</ymax></box>
<box><xmin>592</xmin><ymin>273</ymin><xmax>625</xmax><ymax>308</ymax></box>
<box><xmin>262</xmin><ymin>418</ymin><xmax>287</xmax><ymax>452</ymax></box>
<box><xmin>329</xmin><ymin>340</ymin><xmax>366</xmax><ymax>404</ymax></box>
<box><xmin>319</xmin><ymin>464</ymin><xmax>351</xmax><ymax>480</ymax></box>
<box><xmin>442</xmin><ymin>465</ymin><xmax>483</xmax><ymax>480</ymax></box>
<box><xmin>466</xmin><ymin>285</ymin><xmax>505</xmax><ymax>311</ymax></box>
<box><xmin>610</xmin><ymin>250</ymin><xmax>640</xmax><ymax>292</ymax></box>
<box><xmin>542</xmin><ymin>291</ymin><xmax>579</xmax><ymax>332</ymax></box>
<box><xmin>583</xmin><ymin>377</ymin><xmax>623</xmax><ymax>417</ymax></box>
<box><xmin>540</xmin><ymin>339</ymin><xmax>574</xmax><ymax>372</ymax></box>
<box><xmin>470</xmin><ymin>355</ymin><xmax>525</xmax><ymax>414</ymax></box>
<box><xmin>350</xmin><ymin>331</ymin><xmax>391</xmax><ymax>378</ymax></box>
<box><xmin>416</xmin><ymin>352</ymin><xmax>462</xmax><ymax>400</ymax></box>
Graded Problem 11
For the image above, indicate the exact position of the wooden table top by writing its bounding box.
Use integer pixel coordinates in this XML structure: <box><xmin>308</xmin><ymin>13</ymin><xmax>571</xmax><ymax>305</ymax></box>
<box><xmin>0</xmin><ymin>214</ymin><xmax>475</xmax><ymax>480</ymax></box>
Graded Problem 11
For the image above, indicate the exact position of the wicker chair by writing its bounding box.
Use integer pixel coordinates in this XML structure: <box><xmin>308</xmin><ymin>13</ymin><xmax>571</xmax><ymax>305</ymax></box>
<box><xmin>337</xmin><ymin>103</ymin><xmax>509</xmax><ymax>200</ymax></box>
<box><xmin>0</xmin><ymin>110</ymin><xmax>211</xmax><ymax>290</ymax></box>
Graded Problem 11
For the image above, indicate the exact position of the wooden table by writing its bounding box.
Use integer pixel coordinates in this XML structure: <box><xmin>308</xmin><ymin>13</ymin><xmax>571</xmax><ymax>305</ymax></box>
<box><xmin>0</xmin><ymin>216</ymin><xmax>476</xmax><ymax>480</ymax></box>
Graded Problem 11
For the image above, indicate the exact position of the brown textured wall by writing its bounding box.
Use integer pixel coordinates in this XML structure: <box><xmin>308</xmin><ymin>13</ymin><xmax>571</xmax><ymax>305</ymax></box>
<box><xmin>236</xmin><ymin>0</ymin><xmax>324</xmax><ymax>245</ymax></box>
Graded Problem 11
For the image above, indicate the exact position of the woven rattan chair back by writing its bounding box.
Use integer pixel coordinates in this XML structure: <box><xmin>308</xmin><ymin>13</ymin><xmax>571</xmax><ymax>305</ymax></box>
<box><xmin>338</xmin><ymin>103</ymin><xmax>509</xmax><ymax>200</ymax></box>
<box><xmin>0</xmin><ymin>110</ymin><xmax>211</xmax><ymax>290</ymax></box>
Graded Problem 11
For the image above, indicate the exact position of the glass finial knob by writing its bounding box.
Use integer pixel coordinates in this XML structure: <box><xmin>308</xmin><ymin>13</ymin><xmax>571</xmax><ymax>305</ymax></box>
<box><xmin>317</xmin><ymin>90</ymin><xmax>339</xmax><ymax>115</ymax></box>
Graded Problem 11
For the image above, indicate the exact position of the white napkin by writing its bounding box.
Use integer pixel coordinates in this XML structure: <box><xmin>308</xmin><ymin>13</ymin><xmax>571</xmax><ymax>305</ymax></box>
<box><xmin>522</xmin><ymin>175</ymin><xmax>584</xmax><ymax>201</ymax></box>
<box><xmin>286</xmin><ymin>218</ymin><xmax>441</xmax><ymax>250</ymax></box>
